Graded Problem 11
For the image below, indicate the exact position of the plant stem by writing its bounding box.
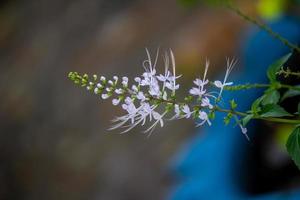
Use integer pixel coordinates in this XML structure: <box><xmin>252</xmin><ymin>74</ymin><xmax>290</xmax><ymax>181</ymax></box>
<box><xmin>224</xmin><ymin>83</ymin><xmax>300</xmax><ymax>91</ymax></box>
<box><xmin>151</xmin><ymin>96</ymin><xmax>300</xmax><ymax>125</ymax></box>
<box><xmin>225</xmin><ymin>2</ymin><xmax>300</xmax><ymax>53</ymax></box>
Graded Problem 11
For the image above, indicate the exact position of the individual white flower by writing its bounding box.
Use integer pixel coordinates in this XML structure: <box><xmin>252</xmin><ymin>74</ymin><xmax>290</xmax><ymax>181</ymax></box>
<box><xmin>112</xmin><ymin>98</ymin><xmax>120</xmax><ymax>106</ymax></box>
<box><xmin>152</xmin><ymin>111</ymin><xmax>164</xmax><ymax>127</ymax></box>
<box><xmin>106</xmin><ymin>87</ymin><xmax>113</xmax><ymax>92</ymax></box>
<box><xmin>134</xmin><ymin>77</ymin><xmax>141</xmax><ymax>83</ymax></box>
<box><xmin>165</xmin><ymin>81</ymin><xmax>179</xmax><ymax>91</ymax></box>
<box><xmin>96</xmin><ymin>83</ymin><xmax>102</xmax><ymax>88</ymax></box>
<box><xmin>137</xmin><ymin>91</ymin><xmax>146</xmax><ymax>101</ymax></box>
<box><xmin>131</xmin><ymin>85</ymin><xmax>139</xmax><ymax>92</ymax></box>
<box><xmin>189</xmin><ymin>87</ymin><xmax>206</xmax><ymax>96</ymax></box>
<box><xmin>148</xmin><ymin>79</ymin><xmax>160</xmax><ymax>97</ymax></box>
<box><xmin>138</xmin><ymin>102</ymin><xmax>156</xmax><ymax>125</ymax></box>
<box><xmin>101</xmin><ymin>93</ymin><xmax>110</xmax><ymax>99</ymax></box>
<box><xmin>86</xmin><ymin>86</ymin><xmax>91</xmax><ymax>90</ymax></box>
<box><xmin>94</xmin><ymin>87</ymin><xmax>99</xmax><ymax>94</ymax></box>
<box><xmin>113</xmin><ymin>76</ymin><xmax>118</xmax><ymax>82</ymax></box>
<box><xmin>170</xmin><ymin>104</ymin><xmax>181</xmax><ymax>120</ymax></box>
<box><xmin>189</xmin><ymin>60</ymin><xmax>209</xmax><ymax>97</ymax></box>
<box><xmin>100</xmin><ymin>76</ymin><xmax>106</xmax><ymax>82</ymax></box>
<box><xmin>144</xmin><ymin>110</ymin><xmax>169</xmax><ymax>135</ymax></box>
<box><xmin>214</xmin><ymin>58</ymin><xmax>236</xmax><ymax>98</ymax></box>
<box><xmin>122</xmin><ymin>76</ymin><xmax>128</xmax><ymax>86</ymax></box>
<box><xmin>108</xmin><ymin>80</ymin><xmax>114</xmax><ymax>85</ymax></box>
<box><xmin>115</xmin><ymin>88</ymin><xmax>124</xmax><ymax>94</ymax></box>
<box><xmin>201</xmin><ymin>97</ymin><xmax>213</xmax><ymax>109</ymax></box>
<box><xmin>196</xmin><ymin>111</ymin><xmax>211</xmax><ymax>126</ymax></box>
<box><xmin>182</xmin><ymin>105</ymin><xmax>193</xmax><ymax>119</ymax></box>
<box><xmin>124</xmin><ymin>96</ymin><xmax>133</xmax><ymax>104</ymax></box>
<box><xmin>239</xmin><ymin>124</ymin><xmax>249</xmax><ymax>141</ymax></box>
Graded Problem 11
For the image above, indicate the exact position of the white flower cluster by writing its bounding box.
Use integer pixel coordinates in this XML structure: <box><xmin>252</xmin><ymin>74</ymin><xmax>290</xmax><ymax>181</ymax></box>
<box><xmin>68</xmin><ymin>49</ymin><xmax>248</xmax><ymax>136</ymax></box>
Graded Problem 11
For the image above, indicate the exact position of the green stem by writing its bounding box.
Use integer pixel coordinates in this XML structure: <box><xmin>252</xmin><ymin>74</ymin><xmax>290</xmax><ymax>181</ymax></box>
<box><xmin>215</xmin><ymin>106</ymin><xmax>300</xmax><ymax>124</ymax></box>
<box><xmin>225</xmin><ymin>2</ymin><xmax>300</xmax><ymax>53</ymax></box>
<box><xmin>224</xmin><ymin>83</ymin><xmax>300</xmax><ymax>91</ymax></box>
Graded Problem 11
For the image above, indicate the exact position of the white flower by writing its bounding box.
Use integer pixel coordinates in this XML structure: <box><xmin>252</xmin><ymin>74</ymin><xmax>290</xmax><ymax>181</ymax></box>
<box><xmin>122</xmin><ymin>76</ymin><xmax>128</xmax><ymax>86</ymax></box>
<box><xmin>239</xmin><ymin>124</ymin><xmax>249</xmax><ymax>141</ymax></box>
<box><xmin>201</xmin><ymin>97</ymin><xmax>213</xmax><ymax>109</ymax></box>
<box><xmin>94</xmin><ymin>87</ymin><xmax>99</xmax><ymax>94</ymax></box>
<box><xmin>137</xmin><ymin>91</ymin><xmax>146</xmax><ymax>101</ymax></box>
<box><xmin>97</xmin><ymin>83</ymin><xmax>102</xmax><ymax>88</ymax></box>
<box><xmin>134</xmin><ymin>77</ymin><xmax>141</xmax><ymax>83</ymax></box>
<box><xmin>165</xmin><ymin>81</ymin><xmax>179</xmax><ymax>91</ymax></box>
<box><xmin>189</xmin><ymin>87</ymin><xmax>206</xmax><ymax>96</ymax></box>
<box><xmin>148</xmin><ymin>79</ymin><xmax>160</xmax><ymax>97</ymax></box>
<box><xmin>196</xmin><ymin>111</ymin><xmax>211</xmax><ymax>126</ymax></box>
<box><xmin>131</xmin><ymin>85</ymin><xmax>139</xmax><ymax>92</ymax></box>
<box><xmin>108</xmin><ymin>80</ymin><xmax>114</xmax><ymax>85</ymax></box>
<box><xmin>214</xmin><ymin>58</ymin><xmax>236</xmax><ymax>98</ymax></box>
<box><xmin>101</xmin><ymin>93</ymin><xmax>110</xmax><ymax>99</ymax></box>
<box><xmin>113</xmin><ymin>76</ymin><xmax>118</xmax><ymax>81</ymax></box>
<box><xmin>106</xmin><ymin>87</ymin><xmax>112</xmax><ymax>92</ymax></box>
<box><xmin>189</xmin><ymin>60</ymin><xmax>209</xmax><ymax>97</ymax></box>
<box><xmin>115</xmin><ymin>88</ymin><xmax>124</xmax><ymax>94</ymax></box>
<box><xmin>112</xmin><ymin>98</ymin><xmax>120</xmax><ymax>106</ymax></box>
<box><xmin>100</xmin><ymin>76</ymin><xmax>106</xmax><ymax>81</ymax></box>
<box><xmin>182</xmin><ymin>105</ymin><xmax>193</xmax><ymax>119</ymax></box>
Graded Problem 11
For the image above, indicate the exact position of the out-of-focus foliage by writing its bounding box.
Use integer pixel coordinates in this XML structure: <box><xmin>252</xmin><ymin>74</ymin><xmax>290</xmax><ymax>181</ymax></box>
<box><xmin>257</xmin><ymin>0</ymin><xmax>287</xmax><ymax>20</ymax></box>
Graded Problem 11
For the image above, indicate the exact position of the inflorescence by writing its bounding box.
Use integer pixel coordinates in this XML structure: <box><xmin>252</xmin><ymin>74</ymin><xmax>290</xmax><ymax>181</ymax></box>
<box><xmin>68</xmin><ymin>49</ymin><xmax>248</xmax><ymax>137</ymax></box>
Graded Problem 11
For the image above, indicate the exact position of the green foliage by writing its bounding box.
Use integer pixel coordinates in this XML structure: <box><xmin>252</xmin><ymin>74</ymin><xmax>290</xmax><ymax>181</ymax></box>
<box><xmin>261</xmin><ymin>89</ymin><xmax>280</xmax><ymax>105</ymax></box>
<box><xmin>286</xmin><ymin>126</ymin><xmax>300</xmax><ymax>170</ymax></box>
<box><xmin>224</xmin><ymin>113</ymin><xmax>233</xmax><ymax>125</ymax></box>
<box><xmin>230</xmin><ymin>99</ymin><xmax>237</xmax><ymax>109</ymax></box>
<box><xmin>260</xmin><ymin>104</ymin><xmax>292</xmax><ymax>118</ymax></box>
<box><xmin>242</xmin><ymin>114</ymin><xmax>253</xmax><ymax>126</ymax></box>
<box><xmin>281</xmin><ymin>88</ymin><xmax>300</xmax><ymax>101</ymax></box>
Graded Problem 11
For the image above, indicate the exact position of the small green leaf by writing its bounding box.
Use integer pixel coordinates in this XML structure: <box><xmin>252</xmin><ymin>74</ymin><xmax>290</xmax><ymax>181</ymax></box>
<box><xmin>208</xmin><ymin>111</ymin><xmax>215</xmax><ymax>120</ymax></box>
<box><xmin>224</xmin><ymin>113</ymin><xmax>233</xmax><ymax>125</ymax></box>
<box><xmin>230</xmin><ymin>99</ymin><xmax>237</xmax><ymax>109</ymax></box>
<box><xmin>260</xmin><ymin>104</ymin><xmax>292</xmax><ymax>118</ymax></box>
<box><xmin>281</xmin><ymin>88</ymin><xmax>300</xmax><ymax>101</ymax></box>
<box><xmin>267</xmin><ymin>53</ymin><xmax>292</xmax><ymax>83</ymax></box>
<box><xmin>242</xmin><ymin>114</ymin><xmax>254</xmax><ymax>126</ymax></box>
<box><xmin>251</xmin><ymin>95</ymin><xmax>265</xmax><ymax>113</ymax></box>
<box><xmin>286</xmin><ymin>126</ymin><xmax>300</xmax><ymax>170</ymax></box>
<box><xmin>262</xmin><ymin>90</ymin><xmax>280</xmax><ymax>105</ymax></box>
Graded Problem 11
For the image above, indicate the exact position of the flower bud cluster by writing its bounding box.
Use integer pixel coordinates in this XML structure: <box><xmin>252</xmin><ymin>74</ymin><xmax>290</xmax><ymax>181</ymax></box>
<box><xmin>68</xmin><ymin>49</ymin><xmax>248</xmax><ymax>137</ymax></box>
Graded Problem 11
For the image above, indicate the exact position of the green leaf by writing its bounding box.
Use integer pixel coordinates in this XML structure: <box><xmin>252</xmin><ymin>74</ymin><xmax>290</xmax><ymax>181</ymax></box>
<box><xmin>251</xmin><ymin>95</ymin><xmax>265</xmax><ymax>113</ymax></box>
<box><xmin>286</xmin><ymin>126</ymin><xmax>300</xmax><ymax>170</ymax></box>
<box><xmin>262</xmin><ymin>90</ymin><xmax>280</xmax><ymax>105</ymax></box>
<box><xmin>260</xmin><ymin>104</ymin><xmax>292</xmax><ymax>118</ymax></box>
<box><xmin>230</xmin><ymin>99</ymin><xmax>237</xmax><ymax>109</ymax></box>
<box><xmin>281</xmin><ymin>88</ymin><xmax>300</xmax><ymax>101</ymax></box>
<box><xmin>267</xmin><ymin>53</ymin><xmax>292</xmax><ymax>83</ymax></box>
<box><xmin>242</xmin><ymin>114</ymin><xmax>254</xmax><ymax>126</ymax></box>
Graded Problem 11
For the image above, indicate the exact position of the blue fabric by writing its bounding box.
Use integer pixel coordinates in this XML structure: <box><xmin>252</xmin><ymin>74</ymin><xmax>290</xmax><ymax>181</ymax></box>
<box><xmin>168</xmin><ymin>16</ymin><xmax>300</xmax><ymax>200</ymax></box>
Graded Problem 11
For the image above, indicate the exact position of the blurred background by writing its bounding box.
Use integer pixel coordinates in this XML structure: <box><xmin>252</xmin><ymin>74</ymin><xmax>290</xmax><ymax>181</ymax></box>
<box><xmin>0</xmin><ymin>0</ymin><xmax>291</xmax><ymax>199</ymax></box>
